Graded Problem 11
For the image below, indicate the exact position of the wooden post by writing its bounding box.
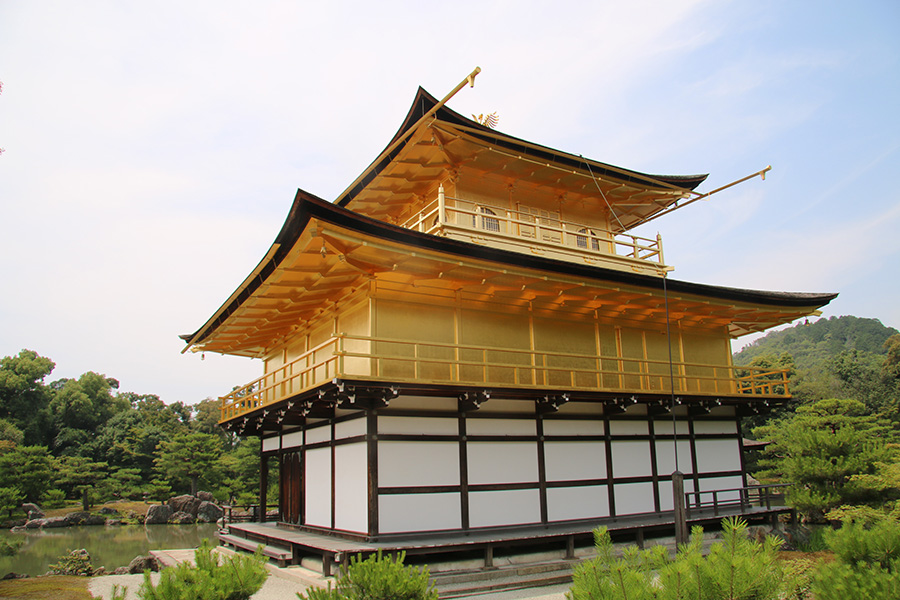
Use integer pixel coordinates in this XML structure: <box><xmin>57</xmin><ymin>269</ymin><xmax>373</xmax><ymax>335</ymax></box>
<box><xmin>672</xmin><ymin>471</ymin><xmax>688</xmax><ymax>547</ymax></box>
<box><xmin>259</xmin><ymin>451</ymin><xmax>268</xmax><ymax>523</ymax></box>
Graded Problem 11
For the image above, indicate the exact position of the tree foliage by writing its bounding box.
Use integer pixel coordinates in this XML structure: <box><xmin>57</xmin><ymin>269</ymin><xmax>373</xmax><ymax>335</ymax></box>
<box><xmin>0</xmin><ymin>349</ymin><xmax>267</xmax><ymax>506</ymax></box>
<box><xmin>0</xmin><ymin>349</ymin><xmax>54</xmax><ymax>445</ymax></box>
<box><xmin>138</xmin><ymin>540</ymin><xmax>267</xmax><ymax>600</ymax></box>
<box><xmin>734</xmin><ymin>316</ymin><xmax>900</xmax><ymax>418</ymax></box>
<box><xmin>753</xmin><ymin>398</ymin><xmax>899</xmax><ymax>520</ymax></box>
<box><xmin>300</xmin><ymin>551</ymin><xmax>438</xmax><ymax>600</ymax></box>
<box><xmin>568</xmin><ymin>517</ymin><xmax>789</xmax><ymax>600</ymax></box>
<box><xmin>811</xmin><ymin>520</ymin><xmax>900</xmax><ymax>600</ymax></box>
<box><xmin>154</xmin><ymin>432</ymin><xmax>223</xmax><ymax>496</ymax></box>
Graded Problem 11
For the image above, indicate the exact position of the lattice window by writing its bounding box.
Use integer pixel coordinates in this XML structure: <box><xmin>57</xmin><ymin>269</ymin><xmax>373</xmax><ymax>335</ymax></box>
<box><xmin>473</xmin><ymin>206</ymin><xmax>500</xmax><ymax>232</ymax></box>
<box><xmin>576</xmin><ymin>228</ymin><xmax>601</xmax><ymax>251</ymax></box>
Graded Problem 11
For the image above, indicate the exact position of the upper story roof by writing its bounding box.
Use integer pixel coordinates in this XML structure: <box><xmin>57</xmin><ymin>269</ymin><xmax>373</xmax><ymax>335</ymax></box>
<box><xmin>336</xmin><ymin>88</ymin><xmax>708</xmax><ymax>232</ymax></box>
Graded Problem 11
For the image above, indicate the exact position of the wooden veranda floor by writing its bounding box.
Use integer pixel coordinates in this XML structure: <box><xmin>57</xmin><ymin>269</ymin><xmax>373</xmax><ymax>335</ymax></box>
<box><xmin>220</xmin><ymin>503</ymin><xmax>792</xmax><ymax>576</ymax></box>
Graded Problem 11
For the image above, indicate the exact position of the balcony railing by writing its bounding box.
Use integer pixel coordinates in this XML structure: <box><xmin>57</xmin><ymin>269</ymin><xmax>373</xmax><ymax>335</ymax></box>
<box><xmin>397</xmin><ymin>191</ymin><xmax>667</xmax><ymax>271</ymax></box>
<box><xmin>219</xmin><ymin>334</ymin><xmax>790</xmax><ymax>422</ymax></box>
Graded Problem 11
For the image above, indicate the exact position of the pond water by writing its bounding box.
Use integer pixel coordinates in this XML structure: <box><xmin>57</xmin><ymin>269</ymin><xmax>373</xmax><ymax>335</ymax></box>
<box><xmin>0</xmin><ymin>523</ymin><xmax>219</xmax><ymax>576</ymax></box>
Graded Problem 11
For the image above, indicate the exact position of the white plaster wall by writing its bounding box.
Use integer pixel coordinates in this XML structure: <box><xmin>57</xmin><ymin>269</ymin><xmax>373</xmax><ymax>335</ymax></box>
<box><xmin>378</xmin><ymin>441</ymin><xmax>460</xmax><ymax>487</ymax></box>
<box><xmin>379</xmin><ymin>493</ymin><xmax>461</xmax><ymax>533</ymax></box>
<box><xmin>610</xmin><ymin>441</ymin><xmax>653</xmax><ymax>478</ymax></box>
<box><xmin>613</xmin><ymin>482</ymin><xmax>655</xmax><ymax>515</ymax></box>
<box><xmin>547</xmin><ymin>486</ymin><xmax>609</xmax><ymax>521</ymax></box>
<box><xmin>306</xmin><ymin>424</ymin><xmax>331</xmax><ymax>445</ymax></box>
<box><xmin>469</xmin><ymin>489</ymin><xmax>541</xmax><ymax>528</ymax></box>
<box><xmin>467</xmin><ymin>418</ymin><xmax>535</xmax><ymax>436</ymax></box>
<box><xmin>695</xmin><ymin>439</ymin><xmax>742</xmax><ymax>473</ymax></box>
<box><xmin>262</xmin><ymin>436</ymin><xmax>279</xmax><ymax>452</ymax></box>
<box><xmin>543</xmin><ymin>419</ymin><xmax>604</xmax><ymax>436</ymax></box>
<box><xmin>334</xmin><ymin>442</ymin><xmax>367</xmax><ymax>534</ymax></box>
<box><xmin>282</xmin><ymin>430</ymin><xmax>303</xmax><ymax>450</ymax></box>
<box><xmin>473</xmin><ymin>399</ymin><xmax>523</xmax><ymax>414</ymax></box>
<box><xmin>693</xmin><ymin>420</ymin><xmax>738</xmax><ymax>435</ymax></box>
<box><xmin>698</xmin><ymin>475</ymin><xmax>745</xmax><ymax>502</ymax></box>
<box><xmin>544</xmin><ymin>442</ymin><xmax>606</xmax><ymax>481</ymax></box>
<box><xmin>608</xmin><ymin>420</ymin><xmax>648</xmax><ymax>435</ymax></box>
<box><xmin>653</xmin><ymin>420</ymin><xmax>689</xmax><ymax>435</ymax></box>
<box><xmin>305</xmin><ymin>447</ymin><xmax>331</xmax><ymax>528</ymax></box>
<box><xmin>387</xmin><ymin>396</ymin><xmax>458</xmax><ymax>411</ymax></box>
<box><xmin>378</xmin><ymin>416</ymin><xmax>458</xmax><ymax>436</ymax></box>
<box><xmin>336</xmin><ymin>417</ymin><xmax>366</xmax><ymax>439</ymax></box>
<box><xmin>658</xmin><ymin>477</ymin><xmax>695</xmax><ymax>512</ymax></box>
<box><xmin>655</xmin><ymin>440</ymin><xmax>693</xmax><ymax>476</ymax></box>
<box><xmin>468</xmin><ymin>442</ymin><xmax>538</xmax><ymax>485</ymax></box>
<box><xmin>555</xmin><ymin>401</ymin><xmax>604</xmax><ymax>416</ymax></box>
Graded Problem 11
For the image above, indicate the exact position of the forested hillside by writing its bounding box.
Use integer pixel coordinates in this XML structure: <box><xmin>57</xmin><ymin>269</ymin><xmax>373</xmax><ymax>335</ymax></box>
<box><xmin>733</xmin><ymin>315</ymin><xmax>898</xmax><ymax>370</ymax></box>
<box><xmin>735</xmin><ymin>316</ymin><xmax>900</xmax><ymax>528</ymax></box>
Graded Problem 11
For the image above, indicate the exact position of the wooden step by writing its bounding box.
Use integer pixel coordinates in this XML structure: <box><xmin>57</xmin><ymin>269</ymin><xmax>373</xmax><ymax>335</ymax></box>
<box><xmin>432</xmin><ymin>560</ymin><xmax>576</xmax><ymax>598</ymax></box>
<box><xmin>217</xmin><ymin>532</ymin><xmax>293</xmax><ymax>567</ymax></box>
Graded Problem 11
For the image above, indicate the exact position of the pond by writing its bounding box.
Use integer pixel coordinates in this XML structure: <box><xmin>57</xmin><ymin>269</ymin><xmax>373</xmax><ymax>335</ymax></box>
<box><xmin>0</xmin><ymin>524</ymin><xmax>220</xmax><ymax>577</ymax></box>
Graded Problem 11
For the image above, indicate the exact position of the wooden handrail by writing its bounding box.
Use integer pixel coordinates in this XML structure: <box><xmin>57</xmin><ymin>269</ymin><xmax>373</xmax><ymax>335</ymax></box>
<box><xmin>219</xmin><ymin>334</ymin><xmax>791</xmax><ymax>422</ymax></box>
<box><xmin>398</xmin><ymin>195</ymin><xmax>667</xmax><ymax>268</ymax></box>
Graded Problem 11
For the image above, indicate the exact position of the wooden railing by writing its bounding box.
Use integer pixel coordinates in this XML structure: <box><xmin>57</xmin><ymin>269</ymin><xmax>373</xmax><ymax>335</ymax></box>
<box><xmin>685</xmin><ymin>483</ymin><xmax>791</xmax><ymax>517</ymax></box>
<box><xmin>398</xmin><ymin>193</ymin><xmax>666</xmax><ymax>269</ymax></box>
<box><xmin>222</xmin><ymin>504</ymin><xmax>280</xmax><ymax>524</ymax></box>
<box><xmin>219</xmin><ymin>334</ymin><xmax>790</xmax><ymax>422</ymax></box>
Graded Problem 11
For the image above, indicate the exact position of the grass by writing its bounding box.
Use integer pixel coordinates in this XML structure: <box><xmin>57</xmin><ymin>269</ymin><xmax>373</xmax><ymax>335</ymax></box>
<box><xmin>0</xmin><ymin>576</ymin><xmax>93</xmax><ymax>600</ymax></box>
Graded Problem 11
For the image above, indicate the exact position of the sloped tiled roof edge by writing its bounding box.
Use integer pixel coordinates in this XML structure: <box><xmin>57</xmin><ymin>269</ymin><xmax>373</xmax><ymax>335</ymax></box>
<box><xmin>182</xmin><ymin>189</ymin><xmax>837</xmax><ymax>348</ymax></box>
<box><xmin>335</xmin><ymin>87</ymin><xmax>708</xmax><ymax>209</ymax></box>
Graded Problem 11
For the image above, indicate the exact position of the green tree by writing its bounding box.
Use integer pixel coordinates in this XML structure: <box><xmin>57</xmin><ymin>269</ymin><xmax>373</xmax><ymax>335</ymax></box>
<box><xmin>92</xmin><ymin>395</ymin><xmax>188</xmax><ymax>478</ymax></box>
<box><xmin>192</xmin><ymin>398</ymin><xmax>230</xmax><ymax>440</ymax></box>
<box><xmin>0</xmin><ymin>486</ymin><xmax>21</xmax><ymax>518</ymax></box>
<box><xmin>811</xmin><ymin>519</ymin><xmax>900</xmax><ymax>600</ymax></box>
<box><xmin>884</xmin><ymin>334</ymin><xmax>900</xmax><ymax>380</ymax></box>
<box><xmin>830</xmin><ymin>350</ymin><xmax>900</xmax><ymax>417</ymax></box>
<box><xmin>0</xmin><ymin>445</ymin><xmax>52</xmax><ymax>503</ymax></box>
<box><xmin>300</xmin><ymin>551</ymin><xmax>438</xmax><ymax>600</ymax></box>
<box><xmin>754</xmin><ymin>398</ymin><xmax>898</xmax><ymax>520</ymax></box>
<box><xmin>53</xmin><ymin>455</ymin><xmax>109</xmax><ymax>504</ymax></box>
<box><xmin>0</xmin><ymin>350</ymin><xmax>54</xmax><ymax>445</ymax></box>
<box><xmin>50</xmin><ymin>372</ymin><xmax>126</xmax><ymax>429</ymax></box>
<box><xmin>216</xmin><ymin>439</ymin><xmax>273</xmax><ymax>503</ymax></box>
<box><xmin>0</xmin><ymin>418</ymin><xmax>24</xmax><ymax>446</ymax></box>
<box><xmin>139</xmin><ymin>539</ymin><xmax>266</xmax><ymax>600</ymax></box>
<box><xmin>154</xmin><ymin>432</ymin><xmax>222</xmax><ymax>496</ymax></box>
<box><xmin>567</xmin><ymin>517</ymin><xmax>788</xmax><ymax>600</ymax></box>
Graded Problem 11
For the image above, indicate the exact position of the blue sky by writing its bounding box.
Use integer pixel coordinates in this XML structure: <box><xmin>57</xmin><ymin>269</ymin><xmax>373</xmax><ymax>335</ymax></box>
<box><xmin>1</xmin><ymin>1</ymin><xmax>898</xmax><ymax>405</ymax></box>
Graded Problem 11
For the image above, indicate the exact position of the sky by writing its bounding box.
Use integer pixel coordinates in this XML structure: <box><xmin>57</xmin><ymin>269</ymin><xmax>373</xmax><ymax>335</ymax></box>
<box><xmin>1</xmin><ymin>1</ymin><xmax>898</xmax><ymax>406</ymax></box>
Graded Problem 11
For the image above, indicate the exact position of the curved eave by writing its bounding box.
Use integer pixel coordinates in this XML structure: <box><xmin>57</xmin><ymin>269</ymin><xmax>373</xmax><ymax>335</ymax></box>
<box><xmin>335</xmin><ymin>87</ymin><xmax>708</xmax><ymax>212</ymax></box>
<box><xmin>182</xmin><ymin>189</ymin><xmax>837</xmax><ymax>351</ymax></box>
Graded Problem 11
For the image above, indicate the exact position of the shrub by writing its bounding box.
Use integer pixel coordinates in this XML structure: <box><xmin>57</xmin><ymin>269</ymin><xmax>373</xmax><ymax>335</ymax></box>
<box><xmin>569</xmin><ymin>517</ymin><xmax>789</xmax><ymax>600</ymax></box>
<box><xmin>48</xmin><ymin>549</ymin><xmax>95</xmax><ymax>576</ymax></box>
<box><xmin>44</xmin><ymin>488</ymin><xmax>66</xmax><ymax>508</ymax></box>
<box><xmin>299</xmin><ymin>551</ymin><xmax>438</xmax><ymax>600</ymax></box>
<box><xmin>810</xmin><ymin>519</ymin><xmax>900</xmax><ymax>600</ymax></box>
<box><xmin>139</xmin><ymin>539</ymin><xmax>267</xmax><ymax>600</ymax></box>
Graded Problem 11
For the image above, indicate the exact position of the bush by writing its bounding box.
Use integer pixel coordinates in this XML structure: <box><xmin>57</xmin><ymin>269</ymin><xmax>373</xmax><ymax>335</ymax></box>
<box><xmin>810</xmin><ymin>519</ymin><xmax>900</xmax><ymax>600</ymax></box>
<box><xmin>0</xmin><ymin>537</ymin><xmax>23</xmax><ymax>557</ymax></box>
<box><xmin>569</xmin><ymin>517</ymin><xmax>790</xmax><ymax>600</ymax></box>
<box><xmin>299</xmin><ymin>551</ymin><xmax>438</xmax><ymax>600</ymax></box>
<box><xmin>139</xmin><ymin>539</ymin><xmax>267</xmax><ymax>600</ymax></box>
<box><xmin>48</xmin><ymin>549</ymin><xmax>95</xmax><ymax>576</ymax></box>
<box><xmin>44</xmin><ymin>488</ymin><xmax>66</xmax><ymax>508</ymax></box>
